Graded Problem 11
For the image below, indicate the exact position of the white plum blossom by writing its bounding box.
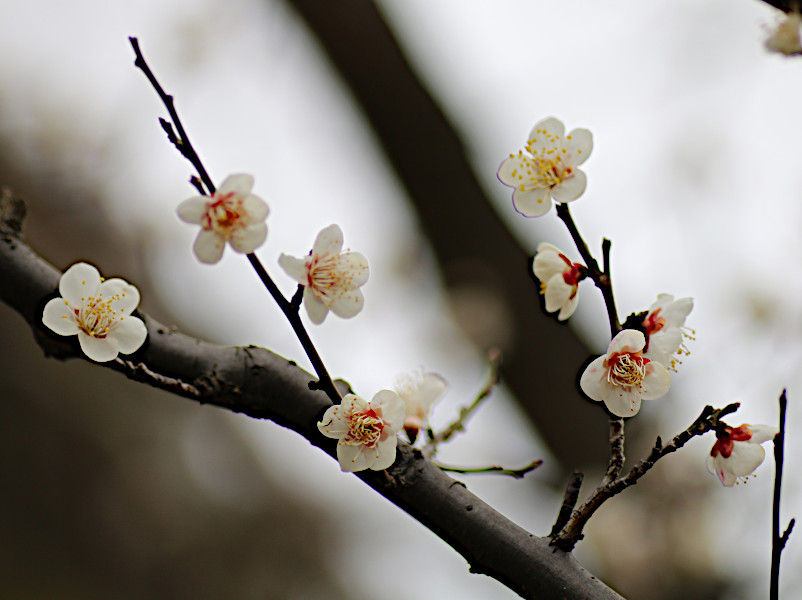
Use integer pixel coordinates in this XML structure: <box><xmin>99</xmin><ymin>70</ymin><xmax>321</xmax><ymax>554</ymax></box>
<box><xmin>641</xmin><ymin>294</ymin><xmax>694</xmax><ymax>369</ymax></box>
<box><xmin>279</xmin><ymin>224</ymin><xmax>369</xmax><ymax>324</ymax></box>
<box><xmin>394</xmin><ymin>369</ymin><xmax>448</xmax><ymax>442</ymax></box>
<box><xmin>579</xmin><ymin>329</ymin><xmax>671</xmax><ymax>418</ymax></box>
<box><xmin>708</xmin><ymin>424</ymin><xmax>778</xmax><ymax>487</ymax></box>
<box><xmin>497</xmin><ymin>116</ymin><xmax>593</xmax><ymax>217</ymax></box>
<box><xmin>318</xmin><ymin>391</ymin><xmax>405</xmax><ymax>472</ymax></box>
<box><xmin>765</xmin><ymin>10</ymin><xmax>802</xmax><ymax>55</ymax></box>
<box><xmin>532</xmin><ymin>242</ymin><xmax>585</xmax><ymax>321</ymax></box>
<box><xmin>42</xmin><ymin>262</ymin><xmax>147</xmax><ymax>362</ymax></box>
<box><xmin>177</xmin><ymin>173</ymin><xmax>269</xmax><ymax>264</ymax></box>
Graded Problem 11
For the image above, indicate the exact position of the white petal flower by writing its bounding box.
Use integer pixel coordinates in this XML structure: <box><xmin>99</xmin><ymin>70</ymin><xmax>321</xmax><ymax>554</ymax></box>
<box><xmin>318</xmin><ymin>391</ymin><xmax>406</xmax><ymax>472</ymax></box>
<box><xmin>278</xmin><ymin>224</ymin><xmax>369</xmax><ymax>324</ymax></box>
<box><xmin>765</xmin><ymin>10</ymin><xmax>802</xmax><ymax>56</ymax></box>
<box><xmin>641</xmin><ymin>294</ymin><xmax>694</xmax><ymax>370</ymax></box>
<box><xmin>532</xmin><ymin>242</ymin><xmax>585</xmax><ymax>321</ymax></box>
<box><xmin>394</xmin><ymin>369</ymin><xmax>448</xmax><ymax>442</ymax></box>
<box><xmin>497</xmin><ymin>117</ymin><xmax>593</xmax><ymax>217</ymax></box>
<box><xmin>579</xmin><ymin>329</ymin><xmax>671</xmax><ymax>418</ymax></box>
<box><xmin>708</xmin><ymin>424</ymin><xmax>778</xmax><ymax>487</ymax></box>
<box><xmin>42</xmin><ymin>262</ymin><xmax>147</xmax><ymax>362</ymax></box>
<box><xmin>177</xmin><ymin>173</ymin><xmax>269</xmax><ymax>264</ymax></box>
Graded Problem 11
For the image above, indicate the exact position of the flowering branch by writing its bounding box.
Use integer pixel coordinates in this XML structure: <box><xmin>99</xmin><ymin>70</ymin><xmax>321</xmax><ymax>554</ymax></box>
<box><xmin>0</xmin><ymin>188</ymin><xmax>623</xmax><ymax>600</ymax></box>
<box><xmin>771</xmin><ymin>389</ymin><xmax>795</xmax><ymax>600</ymax></box>
<box><xmin>422</xmin><ymin>349</ymin><xmax>501</xmax><ymax>458</ymax></box>
<box><xmin>551</xmin><ymin>402</ymin><xmax>740</xmax><ymax>551</ymax></box>
<box><xmin>129</xmin><ymin>37</ymin><xmax>341</xmax><ymax>402</ymax></box>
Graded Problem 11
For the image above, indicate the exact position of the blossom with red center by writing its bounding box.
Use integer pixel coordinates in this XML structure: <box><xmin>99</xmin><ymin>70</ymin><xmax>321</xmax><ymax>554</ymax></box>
<box><xmin>641</xmin><ymin>294</ymin><xmax>693</xmax><ymax>369</ymax></box>
<box><xmin>279</xmin><ymin>224</ymin><xmax>369</xmax><ymax>324</ymax></box>
<box><xmin>394</xmin><ymin>369</ymin><xmax>448</xmax><ymax>443</ymax></box>
<box><xmin>177</xmin><ymin>174</ymin><xmax>269</xmax><ymax>264</ymax></box>
<box><xmin>318</xmin><ymin>391</ymin><xmax>405</xmax><ymax>472</ymax></box>
<box><xmin>708</xmin><ymin>424</ymin><xmax>778</xmax><ymax>487</ymax></box>
<box><xmin>42</xmin><ymin>262</ymin><xmax>147</xmax><ymax>362</ymax></box>
<box><xmin>497</xmin><ymin>117</ymin><xmax>593</xmax><ymax>217</ymax></box>
<box><xmin>579</xmin><ymin>329</ymin><xmax>671</xmax><ymax>417</ymax></box>
<box><xmin>532</xmin><ymin>242</ymin><xmax>586</xmax><ymax>321</ymax></box>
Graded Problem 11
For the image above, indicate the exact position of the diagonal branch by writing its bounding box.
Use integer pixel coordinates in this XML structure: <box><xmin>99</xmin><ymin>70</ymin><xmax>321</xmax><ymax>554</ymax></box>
<box><xmin>0</xmin><ymin>188</ymin><xmax>623</xmax><ymax>599</ymax></box>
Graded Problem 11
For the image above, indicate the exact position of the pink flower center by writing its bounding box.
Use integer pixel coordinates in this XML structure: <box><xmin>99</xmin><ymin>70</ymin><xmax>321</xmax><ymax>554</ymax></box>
<box><xmin>344</xmin><ymin>407</ymin><xmax>385</xmax><ymax>449</ymax></box>
<box><xmin>202</xmin><ymin>192</ymin><xmax>244</xmax><ymax>235</ymax></box>
<box><xmin>73</xmin><ymin>292</ymin><xmax>125</xmax><ymax>339</ymax></box>
<box><xmin>606</xmin><ymin>351</ymin><xmax>648</xmax><ymax>388</ymax></box>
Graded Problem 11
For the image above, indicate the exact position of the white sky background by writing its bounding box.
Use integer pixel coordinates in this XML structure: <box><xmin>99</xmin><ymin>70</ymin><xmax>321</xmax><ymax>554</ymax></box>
<box><xmin>1</xmin><ymin>0</ymin><xmax>801</xmax><ymax>598</ymax></box>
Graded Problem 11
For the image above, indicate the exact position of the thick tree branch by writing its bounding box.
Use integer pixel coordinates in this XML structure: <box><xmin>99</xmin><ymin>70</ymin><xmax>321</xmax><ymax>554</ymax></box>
<box><xmin>0</xmin><ymin>188</ymin><xmax>623</xmax><ymax>599</ymax></box>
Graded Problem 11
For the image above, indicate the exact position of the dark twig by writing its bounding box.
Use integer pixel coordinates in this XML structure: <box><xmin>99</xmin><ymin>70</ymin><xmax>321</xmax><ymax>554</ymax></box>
<box><xmin>130</xmin><ymin>37</ymin><xmax>341</xmax><ymax>403</ymax></box>
<box><xmin>771</xmin><ymin>390</ymin><xmax>794</xmax><ymax>600</ymax></box>
<box><xmin>555</xmin><ymin>203</ymin><xmax>620</xmax><ymax>336</ymax></box>
<box><xmin>423</xmin><ymin>349</ymin><xmax>501</xmax><ymax>457</ymax></box>
<box><xmin>605</xmin><ymin>416</ymin><xmax>625</xmax><ymax>481</ymax></box>
<box><xmin>550</xmin><ymin>471</ymin><xmax>585</xmax><ymax>537</ymax></box>
<box><xmin>551</xmin><ymin>402</ymin><xmax>740</xmax><ymax>551</ymax></box>
<box><xmin>435</xmin><ymin>460</ymin><xmax>543</xmax><ymax>479</ymax></box>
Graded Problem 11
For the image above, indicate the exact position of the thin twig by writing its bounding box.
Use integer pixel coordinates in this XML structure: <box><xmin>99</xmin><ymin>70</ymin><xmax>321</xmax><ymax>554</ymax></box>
<box><xmin>771</xmin><ymin>390</ymin><xmax>794</xmax><ymax>600</ymax></box>
<box><xmin>129</xmin><ymin>37</ymin><xmax>341</xmax><ymax>403</ymax></box>
<box><xmin>435</xmin><ymin>460</ymin><xmax>542</xmax><ymax>479</ymax></box>
<box><xmin>551</xmin><ymin>402</ymin><xmax>740</xmax><ymax>551</ymax></box>
<box><xmin>423</xmin><ymin>349</ymin><xmax>501</xmax><ymax>457</ymax></box>
<box><xmin>555</xmin><ymin>203</ymin><xmax>619</xmax><ymax>336</ymax></box>
<box><xmin>550</xmin><ymin>471</ymin><xmax>585</xmax><ymax>537</ymax></box>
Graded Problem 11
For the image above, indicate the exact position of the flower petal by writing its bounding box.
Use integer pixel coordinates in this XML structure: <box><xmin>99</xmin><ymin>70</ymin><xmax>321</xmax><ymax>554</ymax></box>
<box><xmin>557</xmin><ymin>293</ymin><xmax>579</xmax><ymax>321</ymax></box>
<box><xmin>110</xmin><ymin>316</ymin><xmax>147</xmax><ymax>354</ymax></box>
<box><xmin>640</xmin><ymin>362</ymin><xmax>671</xmax><ymax>399</ymax></box>
<box><xmin>242</xmin><ymin>194</ymin><xmax>269</xmax><ymax>222</ymax></box>
<box><xmin>337</xmin><ymin>442</ymin><xmax>373</xmax><ymax>472</ymax></box>
<box><xmin>566</xmin><ymin>128</ymin><xmax>593</xmax><ymax>166</ymax></box>
<box><xmin>278</xmin><ymin>254</ymin><xmax>307</xmax><ymax>282</ymax></box>
<box><xmin>372</xmin><ymin>390</ymin><xmax>406</xmax><ymax>431</ymax></box>
<box><xmin>543</xmin><ymin>275</ymin><xmax>572</xmax><ymax>313</ymax></box>
<box><xmin>99</xmin><ymin>278</ymin><xmax>141</xmax><ymax>316</ymax></box>
<box><xmin>579</xmin><ymin>355</ymin><xmax>608</xmax><ymax>402</ymax></box>
<box><xmin>337</xmin><ymin>252</ymin><xmax>370</xmax><ymax>287</ymax></box>
<box><xmin>193</xmin><ymin>230</ymin><xmax>226</xmax><ymax>264</ymax></box>
<box><xmin>609</xmin><ymin>329</ymin><xmax>645</xmax><ymax>354</ymax></box>
<box><xmin>313</xmin><ymin>224</ymin><xmax>344</xmax><ymax>256</ymax></box>
<box><xmin>176</xmin><ymin>196</ymin><xmax>208</xmax><ymax>224</ymax></box>
<box><xmin>497</xmin><ymin>155</ymin><xmax>524</xmax><ymax>187</ymax></box>
<box><xmin>748</xmin><ymin>424</ymin><xmax>779</xmax><ymax>445</ymax></box>
<box><xmin>218</xmin><ymin>173</ymin><xmax>254</xmax><ymax>196</ymax></box>
<box><xmin>371</xmin><ymin>437</ymin><xmax>398</xmax><ymax>470</ymax></box>
<box><xmin>59</xmin><ymin>262</ymin><xmax>101</xmax><ymax>305</ymax></box>
<box><xmin>303</xmin><ymin>289</ymin><xmax>330</xmax><ymax>324</ymax></box>
<box><xmin>512</xmin><ymin>187</ymin><xmax>552</xmax><ymax>217</ymax></box>
<box><xmin>600</xmin><ymin>384</ymin><xmax>642</xmax><ymax>417</ymax></box>
<box><xmin>42</xmin><ymin>298</ymin><xmax>80</xmax><ymax>336</ymax></box>
<box><xmin>329</xmin><ymin>289</ymin><xmax>365</xmax><ymax>320</ymax></box>
<box><xmin>528</xmin><ymin>117</ymin><xmax>566</xmax><ymax>150</ymax></box>
<box><xmin>552</xmin><ymin>169</ymin><xmax>587</xmax><ymax>203</ymax></box>
<box><xmin>230</xmin><ymin>222</ymin><xmax>267</xmax><ymax>254</ymax></box>
<box><xmin>533</xmin><ymin>249</ymin><xmax>567</xmax><ymax>282</ymax></box>
<box><xmin>78</xmin><ymin>332</ymin><xmax>119</xmax><ymax>362</ymax></box>
<box><xmin>318</xmin><ymin>404</ymin><xmax>350</xmax><ymax>439</ymax></box>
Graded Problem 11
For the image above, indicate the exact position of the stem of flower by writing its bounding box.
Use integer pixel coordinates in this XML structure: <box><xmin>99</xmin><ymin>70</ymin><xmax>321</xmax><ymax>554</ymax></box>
<box><xmin>555</xmin><ymin>203</ymin><xmax>620</xmax><ymax>336</ymax></box>
<box><xmin>130</xmin><ymin>37</ymin><xmax>342</xmax><ymax>403</ymax></box>
<box><xmin>770</xmin><ymin>389</ymin><xmax>794</xmax><ymax>600</ymax></box>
